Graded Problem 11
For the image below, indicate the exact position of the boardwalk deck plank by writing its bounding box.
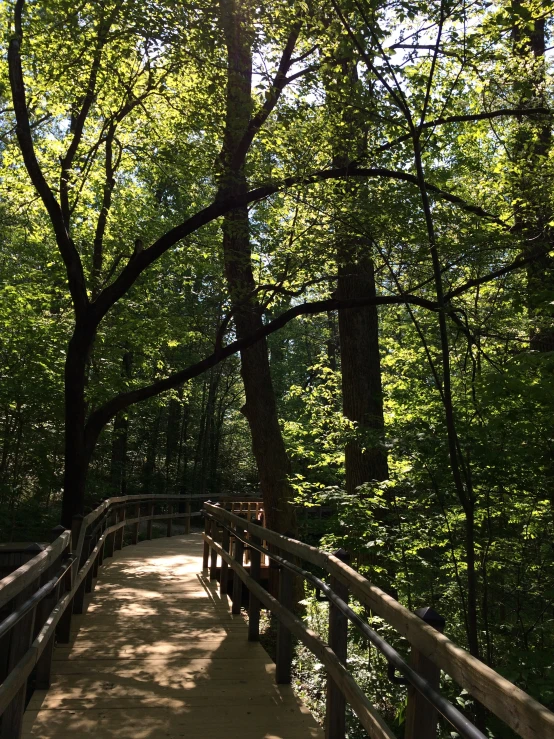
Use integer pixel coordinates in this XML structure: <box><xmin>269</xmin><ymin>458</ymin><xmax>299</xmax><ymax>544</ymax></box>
<box><xmin>22</xmin><ymin>534</ymin><xmax>323</xmax><ymax>739</ymax></box>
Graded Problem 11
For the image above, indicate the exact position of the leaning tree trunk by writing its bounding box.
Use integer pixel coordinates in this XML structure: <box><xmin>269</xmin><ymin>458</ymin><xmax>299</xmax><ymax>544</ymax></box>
<box><xmin>219</xmin><ymin>0</ymin><xmax>295</xmax><ymax>533</ymax></box>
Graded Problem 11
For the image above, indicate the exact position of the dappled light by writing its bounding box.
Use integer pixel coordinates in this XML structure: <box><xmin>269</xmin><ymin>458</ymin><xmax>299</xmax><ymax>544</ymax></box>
<box><xmin>22</xmin><ymin>534</ymin><xmax>322</xmax><ymax>738</ymax></box>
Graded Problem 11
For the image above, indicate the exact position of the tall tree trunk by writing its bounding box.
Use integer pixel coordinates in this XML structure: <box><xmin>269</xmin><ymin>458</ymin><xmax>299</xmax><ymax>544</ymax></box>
<box><xmin>219</xmin><ymin>0</ymin><xmax>295</xmax><ymax>533</ymax></box>
<box><xmin>61</xmin><ymin>326</ymin><xmax>93</xmax><ymax>527</ymax></box>
<box><xmin>165</xmin><ymin>398</ymin><xmax>181</xmax><ymax>494</ymax></box>
<box><xmin>328</xmin><ymin>57</ymin><xmax>388</xmax><ymax>493</ymax></box>
<box><xmin>512</xmin><ymin>4</ymin><xmax>554</xmax><ymax>351</ymax></box>
<box><xmin>142</xmin><ymin>408</ymin><xmax>161</xmax><ymax>495</ymax></box>
<box><xmin>338</xmin><ymin>252</ymin><xmax>388</xmax><ymax>492</ymax></box>
<box><xmin>109</xmin><ymin>413</ymin><xmax>128</xmax><ymax>495</ymax></box>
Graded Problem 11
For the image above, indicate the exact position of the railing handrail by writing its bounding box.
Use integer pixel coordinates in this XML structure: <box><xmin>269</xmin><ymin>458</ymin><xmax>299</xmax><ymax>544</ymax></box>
<box><xmin>218</xmin><ymin>516</ymin><xmax>485</xmax><ymax>739</ymax></box>
<box><xmin>204</xmin><ymin>502</ymin><xmax>554</xmax><ymax>739</ymax></box>
<box><xmin>0</xmin><ymin>532</ymin><xmax>71</xmax><ymax>610</ymax></box>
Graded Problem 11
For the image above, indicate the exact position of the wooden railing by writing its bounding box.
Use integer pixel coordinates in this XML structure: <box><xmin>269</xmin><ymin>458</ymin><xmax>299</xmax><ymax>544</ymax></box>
<box><xmin>0</xmin><ymin>493</ymin><xmax>229</xmax><ymax>738</ymax></box>
<box><xmin>203</xmin><ymin>502</ymin><xmax>554</xmax><ymax>739</ymax></box>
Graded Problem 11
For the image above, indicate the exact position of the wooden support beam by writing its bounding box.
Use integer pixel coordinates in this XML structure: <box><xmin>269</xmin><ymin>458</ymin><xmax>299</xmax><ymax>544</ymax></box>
<box><xmin>326</xmin><ymin>549</ymin><xmax>350</xmax><ymax>739</ymax></box>
<box><xmin>0</xmin><ymin>584</ymin><xmax>37</xmax><ymax>739</ymax></box>
<box><xmin>114</xmin><ymin>507</ymin><xmax>125</xmax><ymax>551</ymax></box>
<box><xmin>220</xmin><ymin>526</ymin><xmax>230</xmax><ymax>598</ymax></box>
<box><xmin>185</xmin><ymin>499</ymin><xmax>191</xmax><ymax>535</ymax></box>
<box><xmin>248</xmin><ymin>534</ymin><xmax>261</xmax><ymax>642</ymax></box>
<box><xmin>275</xmin><ymin>552</ymin><xmax>293</xmax><ymax>684</ymax></box>
<box><xmin>146</xmin><ymin>503</ymin><xmax>154</xmax><ymax>540</ymax></box>
<box><xmin>404</xmin><ymin>607</ymin><xmax>445</xmax><ymax>739</ymax></box>
<box><xmin>232</xmin><ymin>525</ymin><xmax>244</xmax><ymax>615</ymax></box>
<box><xmin>131</xmin><ymin>504</ymin><xmax>140</xmax><ymax>545</ymax></box>
<box><xmin>202</xmin><ymin>517</ymin><xmax>211</xmax><ymax>570</ymax></box>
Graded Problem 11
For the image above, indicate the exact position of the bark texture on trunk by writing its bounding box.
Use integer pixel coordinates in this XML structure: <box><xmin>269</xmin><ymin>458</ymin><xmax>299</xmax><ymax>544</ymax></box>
<box><xmin>512</xmin><ymin>6</ymin><xmax>554</xmax><ymax>351</ymax></box>
<box><xmin>61</xmin><ymin>326</ymin><xmax>93</xmax><ymax>528</ymax></box>
<box><xmin>337</xmin><ymin>252</ymin><xmax>388</xmax><ymax>492</ymax></box>
<box><xmin>219</xmin><ymin>0</ymin><xmax>295</xmax><ymax>533</ymax></box>
<box><xmin>109</xmin><ymin>413</ymin><xmax>128</xmax><ymax>495</ymax></box>
<box><xmin>329</xmin><ymin>58</ymin><xmax>388</xmax><ymax>493</ymax></box>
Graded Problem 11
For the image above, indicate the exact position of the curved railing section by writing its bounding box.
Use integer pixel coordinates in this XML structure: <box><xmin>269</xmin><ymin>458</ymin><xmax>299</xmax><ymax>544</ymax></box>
<box><xmin>203</xmin><ymin>502</ymin><xmax>554</xmax><ymax>739</ymax></box>
<box><xmin>0</xmin><ymin>493</ymin><xmax>221</xmax><ymax>738</ymax></box>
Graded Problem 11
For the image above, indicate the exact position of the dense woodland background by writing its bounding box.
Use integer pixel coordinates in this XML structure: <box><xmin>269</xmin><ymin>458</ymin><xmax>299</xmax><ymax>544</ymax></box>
<box><xmin>1</xmin><ymin>0</ymin><xmax>553</xmax><ymax>735</ymax></box>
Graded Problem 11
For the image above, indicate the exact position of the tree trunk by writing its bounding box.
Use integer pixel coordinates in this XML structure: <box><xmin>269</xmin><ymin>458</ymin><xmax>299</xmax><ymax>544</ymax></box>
<box><xmin>109</xmin><ymin>413</ymin><xmax>128</xmax><ymax>495</ymax></box>
<box><xmin>219</xmin><ymin>0</ymin><xmax>295</xmax><ymax>533</ymax></box>
<box><xmin>61</xmin><ymin>326</ymin><xmax>92</xmax><ymax>527</ymax></box>
<box><xmin>338</xmin><ymin>253</ymin><xmax>388</xmax><ymax>492</ymax></box>
<box><xmin>512</xmin><ymin>4</ymin><xmax>554</xmax><ymax>351</ymax></box>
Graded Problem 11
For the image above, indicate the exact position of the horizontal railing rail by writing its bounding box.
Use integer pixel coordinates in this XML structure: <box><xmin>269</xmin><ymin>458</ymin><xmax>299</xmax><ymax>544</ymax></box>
<box><xmin>0</xmin><ymin>492</ymin><xmax>235</xmax><ymax>738</ymax></box>
<box><xmin>203</xmin><ymin>502</ymin><xmax>554</xmax><ymax>739</ymax></box>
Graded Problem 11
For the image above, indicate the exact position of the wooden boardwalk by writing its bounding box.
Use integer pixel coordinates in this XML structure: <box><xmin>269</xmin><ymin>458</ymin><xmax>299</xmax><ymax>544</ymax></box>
<box><xmin>22</xmin><ymin>533</ymin><xmax>323</xmax><ymax>738</ymax></box>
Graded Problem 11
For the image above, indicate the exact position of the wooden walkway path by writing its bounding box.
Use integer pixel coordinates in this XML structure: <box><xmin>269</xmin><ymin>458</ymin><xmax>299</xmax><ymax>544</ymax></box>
<box><xmin>22</xmin><ymin>533</ymin><xmax>323</xmax><ymax>738</ymax></box>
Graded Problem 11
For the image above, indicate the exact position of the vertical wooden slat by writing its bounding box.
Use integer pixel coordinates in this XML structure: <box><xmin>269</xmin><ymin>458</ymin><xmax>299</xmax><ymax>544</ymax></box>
<box><xmin>185</xmin><ymin>499</ymin><xmax>191</xmax><ymax>535</ymax></box>
<box><xmin>86</xmin><ymin>531</ymin><xmax>96</xmax><ymax>593</ymax></box>
<box><xmin>146</xmin><ymin>502</ymin><xmax>154</xmax><ymax>540</ymax></box>
<box><xmin>132</xmin><ymin>503</ymin><xmax>140</xmax><ymax>545</ymax></box>
<box><xmin>34</xmin><ymin>528</ymin><xmax>66</xmax><ymax>689</ymax></box>
<box><xmin>91</xmin><ymin>524</ymin><xmax>100</xmax><ymax>582</ymax></box>
<box><xmin>210</xmin><ymin>516</ymin><xmax>219</xmax><ymax>581</ymax></box>
<box><xmin>326</xmin><ymin>548</ymin><xmax>350</xmax><ymax>739</ymax></box>
<box><xmin>220</xmin><ymin>526</ymin><xmax>230</xmax><ymax>598</ymax></box>
<box><xmin>275</xmin><ymin>553</ymin><xmax>294</xmax><ymax>684</ymax></box>
<box><xmin>56</xmin><ymin>555</ymin><xmax>74</xmax><ymax>645</ymax></box>
<box><xmin>0</xmin><ymin>583</ymin><xmax>37</xmax><ymax>739</ymax></box>
<box><xmin>105</xmin><ymin>507</ymin><xmax>116</xmax><ymax>559</ymax></box>
<box><xmin>114</xmin><ymin>506</ymin><xmax>125</xmax><ymax>550</ymax></box>
<box><xmin>248</xmin><ymin>533</ymin><xmax>261</xmax><ymax>642</ymax></box>
<box><xmin>404</xmin><ymin>607</ymin><xmax>445</xmax><ymax>739</ymax></box>
<box><xmin>73</xmin><ymin>531</ymin><xmax>92</xmax><ymax>614</ymax></box>
<box><xmin>232</xmin><ymin>524</ymin><xmax>244</xmax><ymax>615</ymax></box>
<box><xmin>167</xmin><ymin>505</ymin><xmax>173</xmax><ymax>538</ymax></box>
<box><xmin>203</xmin><ymin>516</ymin><xmax>211</xmax><ymax>570</ymax></box>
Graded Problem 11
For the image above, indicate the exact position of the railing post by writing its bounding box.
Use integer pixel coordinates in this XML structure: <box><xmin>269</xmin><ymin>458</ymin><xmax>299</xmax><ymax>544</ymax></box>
<box><xmin>202</xmin><ymin>512</ymin><xmax>211</xmax><ymax>570</ymax></box>
<box><xmin>86</xmin><ymin>531</ymin><xmax>96</xmax><ymax>592</ymax></box>
<box><xmin>210</xmin><ymin>505</ymin><xmax>220</xmax><ymax>581</ymax></box>
<box><xmin>220</xmin><ymin>525</ymin><xmax>230</xmax><ymax>598</ymax></box>
<box><xmin>92</xmin><ymin>519</ymin><xmax>102</xmax><ymax>580</ymax></box>
<box><xmin>167</xmin><ymin>504</ymin><xmax>173</xmax><ymax>537</ymax></box>
<box><xmin>70</xmin><ymin>514</ymin><xmax>84</xmax><ymax>556</ymax></box>
<box><xmin>114</xmin><ymin>505</ymin><xmax>126</xmax><ymax>550</ymax></box>
<box><xmin>57</xmin><ymin>516</ymin><xmax>82</xmax><ymax>641</ymax></box>
<box><xmin>185</xmin><ymin>499</ymin><xmax>191</xmax><ymax>534</ymax></box>
<box><xmin>326</xmin><ymin>548</ymin><xmax>350</xmax><ymax>739</ymax></box>
<box><xmin>56</xmin><ymin>551</ymin><xmax>75</xmax><ymax>644</ymax></box>
<box><xmin>105</xmin><ymin>507</ymin><xmax>116</xmax><ymax>559</ymax></box>
<box><xmin>248</xmin><ymin>533</ymin><xmax>261</xmax><ymax>641</ymax></box>
<box><xmin>146</xmin><ymin>502</ymin><xmax>154</xmax><ymax>540</ymax></box>
<box><xmin>74</xmin><ymin>531</ymin><xmax>93</xmax><ymax>614</ymax></box>
<box><xmin>275</xmin><ymin>546</ymin><xmax>294</xmax><ymax>684</ymax></box>
<box><xmin>34</xmin><ymin>527</ymin><xmax>66</xmax><ymax>689</ymax></box>
<box><xmin>97</xmin><ymin>512</ymin><xmax>107</xmax><ymax>568</ymax></box>
<box><xmin>404</xmin><ymin>607</ymin><xmax>445</xmax><ymax>739</ymax></box>
<box><xmin>132</xmin><ymin>503</ymin><xmax>140</xmax><ymax>545</ymax></box>
<box><xmin>0</xmin><ymin>547</ymin><xmax>40</xmax><ymax>739</ymax></box>
<box><xmin>231</xmin><ymin>523</ymin><xmax>244</xmax><ymax>615</ymax></box>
